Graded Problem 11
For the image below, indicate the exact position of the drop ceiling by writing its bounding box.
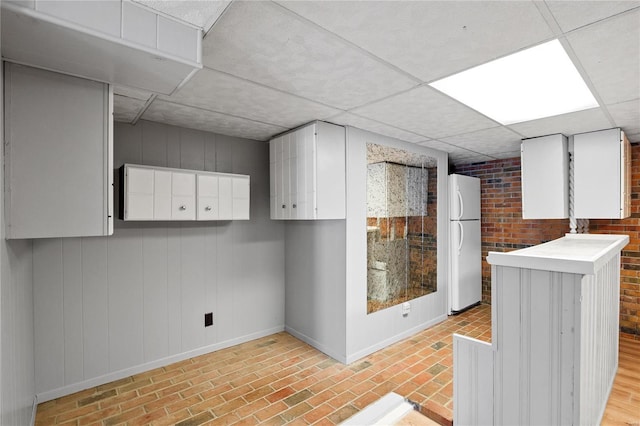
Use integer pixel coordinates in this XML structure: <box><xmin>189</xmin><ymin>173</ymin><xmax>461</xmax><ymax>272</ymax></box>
<box><xmin>110</xmin><ymin>0</ymin><xmax>640</xmax><ymax>164</ymax></box>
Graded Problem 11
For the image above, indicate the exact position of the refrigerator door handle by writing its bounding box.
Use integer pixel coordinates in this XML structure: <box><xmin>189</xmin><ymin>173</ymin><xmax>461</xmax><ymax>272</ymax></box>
<box><xmin>457</xmin><ymin>221</ymin><xmax>464</xmax><ymax>255</ymax></box>
<box><xmin>456</xmin><ymin>188</ymin><xmax>464</xmax><ymax>220</ymax></box>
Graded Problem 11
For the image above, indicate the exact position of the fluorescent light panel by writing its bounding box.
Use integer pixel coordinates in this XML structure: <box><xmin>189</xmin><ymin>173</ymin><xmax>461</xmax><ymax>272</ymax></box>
<box><xmin>429</xmin><ymin>40</ymin><xmax>599</xmax><ymax>125</ymax></box>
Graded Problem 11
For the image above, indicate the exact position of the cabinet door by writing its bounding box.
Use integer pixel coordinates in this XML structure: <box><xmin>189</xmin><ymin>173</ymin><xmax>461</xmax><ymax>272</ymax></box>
<box><xmin>296</xmin><ymin>124</ymin><xmax>316</xmax><ymax>219</ymax></box>
<box><xmin>197</xmin><ymin>174</ymin><xmax>219</xmax><ymax>220</ymax></box>
<box><xmin>4</xmin><ymin>63</ymin><xmax>113</xmax><ymax>238</ymax></box>
<box><xmin>284</xmin><ymin>133</ymin><xmax>296</xmax><ymax>219</ymax></box>
<box><xmin>232</xmin><ymin>176</ymin><xmax>250</xmax><ymax>220</ymax></box>
<box><xmin>171</xmin><ymin>171</ymin><xmax>195</xmax><ymax>220</ymax></box>
<box><xmin>153</xmin><ymin>170</ymin><xmax>172</xmax><ymax>220</ymax></box>
<box><xmin>574</xmin><ymin>128</ymin><xmax>626</xmax><ymax>219</ymax></box>
<box><xmin>271</xmin><ymin>136</ymin><xmax>286</xmax><ymax>220</ymax></box>
<box><xmin>269</xmin><ymin>138</ymin><xmax>278</xmax><ymax>219</ymax></box>
<box><xmin>126</xmin><ymin>166</ymin><xmax>154</xmax><ymax>220</ymax></box>
<box><xmin>218</xmin><ymin>176</ymin><xmax>233</xmax><ymax>220</ymax></box>
<box><xmin>521</xmin><ymin>134</ymin><xmax>568</xmax><ymax>219</ymax></box>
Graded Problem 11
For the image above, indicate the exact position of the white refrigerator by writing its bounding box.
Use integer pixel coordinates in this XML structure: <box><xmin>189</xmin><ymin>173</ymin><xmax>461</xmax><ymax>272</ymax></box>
<box><xmin>449</xmin><ymin>174</ymin><xmax>481</xmax><ymax>314</ymax></box>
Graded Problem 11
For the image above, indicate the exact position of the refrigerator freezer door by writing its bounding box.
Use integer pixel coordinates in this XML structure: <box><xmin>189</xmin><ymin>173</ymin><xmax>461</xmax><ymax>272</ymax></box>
<box><xmin>449</xmin><ymin>174</ymin><xmax>481</xmax><ymax>220</ymax></box>
<box><xmin>450</xmin><ymin>220</ymin><xmax>482</xmax><ymax>312</ymax></box>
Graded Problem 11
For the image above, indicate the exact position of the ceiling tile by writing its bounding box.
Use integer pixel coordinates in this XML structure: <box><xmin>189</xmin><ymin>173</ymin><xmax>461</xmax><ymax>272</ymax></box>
<box><xmin>114</xmin><ymin>85</ymin><xmax>153</xmax><ymax>101</ymax></box>
<box><xmin>449</xmin><ymin>153</ymin><xmax>495</xmax><ymax>165</ymax></box>
<box><xmin>113</xmin><ymin>95</ymin><xmax>145</xmax><ymax>123</ymax></box>
<box><xmin>607</xmin><ymin>98</ymin><xmax>640</xmax><ymax>138</ymax></box>
<box><xmin>567</xmin><ymin>10</ymin><xmax>640</xmax><ymax>105</ymax></box>
<box><xmin>545</xmin><ymin>1</ymin><xmax>640</xmax><ymax>32</ymax></box>
<box><xmin>278</xmin><ymin>1</ymin><xmax>554</xmax><ymax>82</ymax></box>
<box><xmin>202</xmin><ymin>1</ymin><xmax>417</xmax><ymax>110</ymax></box>
<box><xmin>162</xmin><ymin>68</ymin><xmax>340</xmax><ymax>129</ymax></box>
<box><xmin>353</xmin><ymin>86</ymin><xmax>498</xmax><ymax>139</ymax></box>
<box><xmin>508</xmin><ymin>107</ymin><xmax>612</xmax><ymax>137</ymax></box>
<box><xmin>328</xmin><ymin>113</ymin><xmax>428</xmax><ymax>144</ymax></box>
<box><xmin>142</xmin><ymin>100</ymin><xmax>287</xmax><ymax>141</ymax></box>
<box><xmin>131</xmin><ymin>0</ymin><xmax>230</xmax><ymax>31</ymax></box>
<box><xmin>417</xmin><ymin>139</ymin><xmax>468</xmax><ymax>154</ymax></box>
<box><xmin>440</xmin><ymin>127</ymin><xmax>523</xmax><ymax>156</ymax></box>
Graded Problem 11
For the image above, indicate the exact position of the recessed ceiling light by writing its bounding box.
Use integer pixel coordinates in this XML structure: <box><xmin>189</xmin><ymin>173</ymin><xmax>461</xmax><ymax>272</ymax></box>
<box><xmin>429</xmin><ymin>39</ymin><xmax>599</xmax><ymax>125</ymax></box>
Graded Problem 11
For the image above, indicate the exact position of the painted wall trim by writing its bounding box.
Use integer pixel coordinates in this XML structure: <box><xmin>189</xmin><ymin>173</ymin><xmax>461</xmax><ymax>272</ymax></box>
<box><xmin>36</xmin><ymin>326</ymin><xmax>283</xmax><ymax>403</ymax></box>
<box><xmin>30</xmin><ymin>396</ymin><xmax>38</xmax><ymax>426</ymax></box>
<box><xmin>344</xmin><ymin>314</ymin><xmax>448</xmax><ymax>365</ymax></box>
<box><xmin>285</xmin><ymin>326</ymin><xmax>347</xmax><ymax>364</ymax></box>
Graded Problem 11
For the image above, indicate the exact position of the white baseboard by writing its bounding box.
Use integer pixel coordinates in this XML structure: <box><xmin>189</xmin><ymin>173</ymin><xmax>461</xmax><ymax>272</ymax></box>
<box><xmin>30</xmin><ymin>395</ymin><xmax>38</xmax><ymax>426</ymax></box>
<box><xmin>285</xmin><ymin>326</ymin><xmax>347</xmax><ymax>364</ymax></box>
<box><xmin>36</xmin><ymin>326</ymin><xmax>284</xmax><ymax>403</ymax></box>
<box><xmin>344</xmin><ymin>314</ymin><xmax>448</xmax><ymax>364</ymax></box>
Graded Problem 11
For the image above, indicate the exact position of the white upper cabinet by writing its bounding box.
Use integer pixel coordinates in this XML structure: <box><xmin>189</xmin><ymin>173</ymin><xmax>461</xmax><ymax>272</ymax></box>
<box><xmin>4</xmin><ymin>63</ymin><xmax>113</xmax><ymax>239</ymax></box>
<box><xmin>521</xmin><ymin>134</ymin><xmax>569</xmax><ymax>219</ymax></box>
<box><xmin>122</xmin><ymin>164</ymin><xmax>250</xmax><ymax>221</ymax></box>
<box><xmin>573</xmin><ymin>128</ymin><xmax>631</xmax><ymax>219</ymax></box>
<box><xmin>269</xmin><ymin>121</ymin><xmax>345</xmax><ymax>220</ymax></box>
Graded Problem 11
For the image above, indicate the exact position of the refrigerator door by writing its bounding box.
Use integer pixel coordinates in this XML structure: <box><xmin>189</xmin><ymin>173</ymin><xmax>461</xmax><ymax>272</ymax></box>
<box><xmin>450</xmin><ymin>220</ymin><xmax>482</xmax><ymax>312</ymax></box>
<box><xmin>449</xmin><ymin>174</ymin><xmax>481</xmax><ymax>220</ymax></box>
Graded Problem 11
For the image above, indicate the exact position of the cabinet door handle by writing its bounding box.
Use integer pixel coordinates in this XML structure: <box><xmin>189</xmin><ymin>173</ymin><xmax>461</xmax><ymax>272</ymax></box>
<box><xmin>293</xmin><ymin>204</ymin><xmax>297</xmax><ymax>209</ymax></box>
<box><xmin>205</xmin><ymin>206</ymin><xmax>212</xmax><ymax>211</ymax></box>
<box><xmin>179</xmin><ymin>205</ymin><xmax>187</xmax><ymax>211</ymax></box>
<box><xmin>282</xmin><ymin>204</ymin><xmax>286</xmax><ymax>209</ymax></box>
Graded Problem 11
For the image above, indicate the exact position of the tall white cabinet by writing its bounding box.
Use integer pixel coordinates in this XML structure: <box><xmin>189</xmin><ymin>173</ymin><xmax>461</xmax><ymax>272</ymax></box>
<box><xmin>269</xmin><ymin>121</ymin><xmax>345</xmax><ymax>220</ymax></box>
<box><xmin>4</xmin><ymin>62</ymin><xmax>113</xmax><ymax>239</ymax></box>
<box><xmin>121</xmin><ymin>164</ymin><xmax>250</xmax><ymax>221</ymax></box>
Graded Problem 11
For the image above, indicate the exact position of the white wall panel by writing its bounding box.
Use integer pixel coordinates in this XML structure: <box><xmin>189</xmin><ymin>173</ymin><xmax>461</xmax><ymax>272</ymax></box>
<box><xmin>180</xmin><ymin>128</ymin><xmax>206</xmax><ymax>171</ymax></box>
<box><xmin>1</xmin><ymin>25</ymin><xmax>37</xmax><ymax>421</ymax></box>
<box><xmin>63</xmin><ymin>239</ymin><xmax>84</xmax><ymax>385</ymax></box>
<box><xmin>32</xmin><ymin>120</ymin><xmax>285</xmax><ymax>401</ymax></box>
<box><xmin>167</xmin><ymin>228</ymin><xmax>183</xmax><ymax>355</ymax></box>
<box><xmin>33</xmin><ymin>239</ymin><xmax>64</xmax><ymax>394</ymax></box>
<box><xmin>107</xmin><ymin>229</ymin><xmax>144</xmax><ymax>371</ymax></box>
<box><xmin>82</xmin><ymin>238</ymin><xmax>109</xmax><ymax>380</ymax></box>
<box><xmin>180</xmin><ymin>228</ymin><xmax>206</xmax><ymax>351</ymax></box>
<box><xmin>142</xmin><ymin>229</ymin><xmax>169</xmax><ymax>362</ymax></box>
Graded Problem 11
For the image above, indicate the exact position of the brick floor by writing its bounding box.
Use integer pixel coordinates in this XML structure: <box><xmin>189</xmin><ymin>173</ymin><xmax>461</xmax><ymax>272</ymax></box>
<box><xmin>35</xmin><ymin>305</ymin><xmax>638</xmax><ymax>425</ymax></box>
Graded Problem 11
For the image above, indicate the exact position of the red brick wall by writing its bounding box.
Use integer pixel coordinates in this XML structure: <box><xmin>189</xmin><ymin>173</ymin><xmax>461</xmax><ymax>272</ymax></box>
<box><xmin>453</xmin><ymin>152</ymin><xmax>640</xmax><ymax>341</ymax></box>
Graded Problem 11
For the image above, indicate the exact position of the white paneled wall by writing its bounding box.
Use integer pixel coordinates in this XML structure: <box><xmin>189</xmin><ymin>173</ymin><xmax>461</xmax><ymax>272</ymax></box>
<box><xmin>33</xmin><ymin>121</ymin><xmax>285</xmax><ymax>401</ymax></box>
<box><xmin>1</xmin><ymin>24</ymin><xmax>37</xmax><ymax>423</ymax></box>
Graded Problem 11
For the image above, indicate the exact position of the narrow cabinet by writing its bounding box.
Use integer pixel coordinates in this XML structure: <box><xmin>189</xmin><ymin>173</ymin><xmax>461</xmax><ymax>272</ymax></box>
<box><xmin>121</xmin><ymin>164</ymin><xmax>249</xmax><ymax>221</ymax></box>
<box><xmin>269</xmin><ymin>121</ymin><xmax>345</xmax><ymax>220</ymax></box>
<box><xmin>521</xmin><ymin>134</ymin><xmax>569</xmax><ymax>219</ymax></box>
<box><xmin>573</xmin><ymin>128</ymin><xmax>631</xmax><ymax>219</ymax></box>
<box><xmin>4</xmin><ymin>63</ymin><xmax>113</xmax><ymax>238</ymax></box>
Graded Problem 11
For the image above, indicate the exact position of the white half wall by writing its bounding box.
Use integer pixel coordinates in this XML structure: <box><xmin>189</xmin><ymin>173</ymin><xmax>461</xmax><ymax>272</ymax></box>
<box><xmin>32</xmin><ymin>121</ymin><xmax>285</xmax><ymax>401</ymax></box>
<box><xmin>345</xmin><ymin>127</ymin><xmax>449</xmax><ymax>363</ymax></box>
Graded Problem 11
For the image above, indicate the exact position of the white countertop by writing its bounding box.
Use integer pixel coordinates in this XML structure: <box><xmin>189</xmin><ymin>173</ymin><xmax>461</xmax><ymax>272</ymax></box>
<box><xmin>487</xmin><ymin>233</ymin><xmax>629</xmax><ymax>275</ymax></box>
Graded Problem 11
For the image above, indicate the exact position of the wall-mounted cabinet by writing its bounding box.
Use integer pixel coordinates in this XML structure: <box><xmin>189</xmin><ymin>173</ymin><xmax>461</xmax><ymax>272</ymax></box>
<box><xmin>521</xmin><ymin>134</ymin><xmax>569</xmax><ymax>219</ymax></box>
<box><xmin>269</xmin><ymin>121</ymin><xmax>345</xmax><ymax>220</ymax></box>
<box><xmin>121</xmin><ymin>164</ymin><xmax>249</xmax><ymax>221</ymax></box>
<box><xmin>4</xmin><ymin>62</ymin><xmax>113</xmax><ymax>239</ymax></box>
<box><xmin>574</xmin><ymin>128</ymin><xmax>631</xmax><ymax>219</ymax></box>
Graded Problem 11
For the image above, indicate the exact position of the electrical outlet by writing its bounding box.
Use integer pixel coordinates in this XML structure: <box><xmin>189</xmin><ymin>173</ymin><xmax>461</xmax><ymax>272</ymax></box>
<box><xmin>204</xmin><ymin>312</ymin><xmax>213</xmax><ymax>327</ymax></box>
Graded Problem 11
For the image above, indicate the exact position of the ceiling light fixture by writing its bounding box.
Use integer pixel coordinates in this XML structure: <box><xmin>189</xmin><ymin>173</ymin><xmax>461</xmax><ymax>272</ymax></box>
<box><xmin>429</xmin><ymin>39</ymin><xmax>599</xmax><ymax>125</ymax></box>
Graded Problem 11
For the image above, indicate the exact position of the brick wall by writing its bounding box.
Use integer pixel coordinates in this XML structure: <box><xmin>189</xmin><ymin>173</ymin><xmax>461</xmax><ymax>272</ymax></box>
<box><xmin>452</xmin><ymin>151</ymin><xmax>640</xmax><ymax>341</ymax></box>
